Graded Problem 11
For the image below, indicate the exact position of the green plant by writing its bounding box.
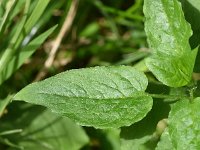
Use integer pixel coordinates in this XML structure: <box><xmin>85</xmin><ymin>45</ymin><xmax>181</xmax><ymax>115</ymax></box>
<box><xmin>1</xmin><ymin>0</ymin><xmax>200</xmax><ymax>149</ymax></box>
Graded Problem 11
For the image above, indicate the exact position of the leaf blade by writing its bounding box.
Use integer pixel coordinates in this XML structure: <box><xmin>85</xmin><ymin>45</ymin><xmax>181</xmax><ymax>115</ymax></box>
<box><xmin>14</xmin><ymin>66</ymin><xmax>153</xmax><ymax>128</ymax></box>
<box><xmin>168</xmin><ymin>98</ymin><xmax>200</xmax><ymax>149</ymax></box>
<box><xmin>146</xmin><ymin>49</ymin><xmax>197</xmax><ymax>87</ymax></box>
<box><xmin>144</xmin><ymin>0</ymin><xmax>197</xmax><ymax>87</ymax></box>
<box><xmin>156</xmin><ymin>128</ymin><xmax>174</xmax><ymax>150</ymax></box>
<box><xmin>0</xmin><ymin>104</ymin><xmax>89</xmax><ymax>150</ymax></box>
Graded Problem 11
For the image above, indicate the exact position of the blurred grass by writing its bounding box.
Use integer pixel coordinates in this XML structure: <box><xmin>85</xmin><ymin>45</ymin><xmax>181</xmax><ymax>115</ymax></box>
<box><xmin>1</xmin><ymin>0</ymin><xmax>148</xmax><ymax>94</ymax></box>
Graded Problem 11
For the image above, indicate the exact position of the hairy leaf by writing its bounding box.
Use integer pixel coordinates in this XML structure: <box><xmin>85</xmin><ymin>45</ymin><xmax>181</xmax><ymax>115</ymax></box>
<box><xmin>144</xmin><ymin>0</ymin><xmax>197</xmax><ymax>87</ymax></box>
<box><xmin>168</xmin><ymin>98</ymin><xmax>200</xmax><ymax>149</ymax></box>
<box><xmin>14</xmin><ymin>66</ymin><xmax>153</xmax><ymax>128</ymax></box>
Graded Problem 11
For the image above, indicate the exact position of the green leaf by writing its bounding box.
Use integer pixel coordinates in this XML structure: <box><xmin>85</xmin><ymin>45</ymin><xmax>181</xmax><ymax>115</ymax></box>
<box><xmin>180</xmin><ymin>0</ymin><xmax>200</xmax><ymax>48</ymax></box>
<box><xmin>144</xmin><ymin>0</ymin><xmax>197</xmax><ymax>87</ymax></box>
<box><xmin>168</xmin><ymin>98</ymin><xmax>200</xmax><ymax>149</ymax></box>
<box><xmin>121</xmin><ymin>135</ymin><xmax>151</xmax><ymax>150</ymax></box>
<box><xmin>0</xmin><ymin>25</ymin><xmax>57</xmax><ymax>85</ymax></box>
<box><xmin>156</xmin><ymin>128</ymin><xmax>174</xmax><ymax>150</ymax></box>
<box><xmin>0</xmin><ymin>103</ymin><xmax>89</xmax><ymax>150</ymax></box>
<box><xmin>120</xmin><ymin>99</ymin><xmax>170</xmax><ymax>150</ymax></box>
<box><xmin>104</xmin><ymin>129</ymin><xmax>121</xmax><ymax>150</ymax></box>
<box><xmin>145</xmin><ymin>49</ymin><xmax>197</xmax><ymax>87</ymax></box>
<box><xmin>180</xmin><ymin>0</ymin><xmax>200</xmax><ymax>72</ymax></box>
<box><xmin>19</xmin><ymin>110</ymin><xmax>89</xmax><ymax>150</ymax></box>
<box><xmin>14</xmin><ymin>66</ymin><xmax>153</xmax><ymax>128</ymax></box>
<box><xmin>83</xmin><ymin>127</ymin><xmax>120</xmax><ymax>149</ymax></box>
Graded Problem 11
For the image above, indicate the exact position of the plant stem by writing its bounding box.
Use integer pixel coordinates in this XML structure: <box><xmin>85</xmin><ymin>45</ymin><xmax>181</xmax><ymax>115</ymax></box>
<box><xmin>0</xmin><ymin>129</ymin><xmax>22</xmax><ymax>136</ymax></box>
<box><xmin>0</xmin><ymin>95</ymin><xmax>12</xmax><ymax>117</ymax></box>
<box><xmin>148</xmin><ymin>93</ymin><xmax>187</xmax><ymax>100</ymax></box>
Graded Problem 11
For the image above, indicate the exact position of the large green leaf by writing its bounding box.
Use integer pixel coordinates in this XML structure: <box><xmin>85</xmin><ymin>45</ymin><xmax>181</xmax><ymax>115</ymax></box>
<box><xmin>14</xmin><ymin>66</ymin><xmax>153</xmax><ymax>129</ymax></box>
<box><xmin>144</xmin><ymin>0</ymin><xmax>197</xmax><ymax>87</ymax></box>
<box><xmin>168</xmin><ymin>98</ymin><xmax>200</xmax><ymax>149</ymax></box>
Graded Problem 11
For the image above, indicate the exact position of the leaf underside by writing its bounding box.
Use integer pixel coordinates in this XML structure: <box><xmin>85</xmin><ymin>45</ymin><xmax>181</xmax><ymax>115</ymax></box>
<box><xmin>144</xmin><ymin>0</ymin><xmax>197</xmax><ymax>87</ymax></box>
<box><xmin>14</xmin><ymin>66</ymin><xmax>153</xmax><ymax>128</ymax></box>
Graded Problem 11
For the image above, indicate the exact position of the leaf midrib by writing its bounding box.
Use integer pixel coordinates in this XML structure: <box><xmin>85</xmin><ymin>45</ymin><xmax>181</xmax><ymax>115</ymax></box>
<box><xmin>36</xmin><ymin>92</ymin><xmax>147</xmax><ymax>101</ymax></box>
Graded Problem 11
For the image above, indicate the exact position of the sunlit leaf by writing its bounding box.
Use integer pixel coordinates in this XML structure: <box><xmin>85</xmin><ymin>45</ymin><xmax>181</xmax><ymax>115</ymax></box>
<box><xmin>144</xmin><ymin>0</ymin><xmax>197</xmax><ymax>87</ymax></box>
<box><xmin>168</xmin><ymin>98</ymin><xmax>200</xmax><ymax>149</ymax></box>
<box><xmin>14</xmin><ymin>66</ymin><xmax>153</xmax><ymax>128</ymax></box>
<box><xmin>156</xmin><ymin>128</ymin><xmax>174</xmax><ymax>150</ymax></box>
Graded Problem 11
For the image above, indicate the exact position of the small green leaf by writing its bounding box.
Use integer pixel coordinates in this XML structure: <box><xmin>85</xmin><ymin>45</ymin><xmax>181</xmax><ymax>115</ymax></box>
<box><xmin>181</xmin><ymin>0</ymin><xmax>200</xmax><ymax>48</ymax></box>
<box><xmin>144</xmin><ymin>0</ymin><xmax>197</xmax><ymax>87</ymax></box>
<box><xmin>145</xmin><ymin>49</ymin><xmax>197</xmax><ymax>87</ymax></box>
<box><xmin>168</xmin><ymin>98</ymin><xmax>200</xmax><ymax>149</ymax></box>
<box><xmin>156</xmin><ymin>128</ymin><xmax>174</xmax><ymax>150</ymax></box>
<box><xmin>121</xmin><ymin>135</ymin><xmax>151</xmax><ymax>150</ymax></box>
<box><xmin>14</xmin><ymin>66</ymin><xmax>153</xmax><ymax>128</ymax></box>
